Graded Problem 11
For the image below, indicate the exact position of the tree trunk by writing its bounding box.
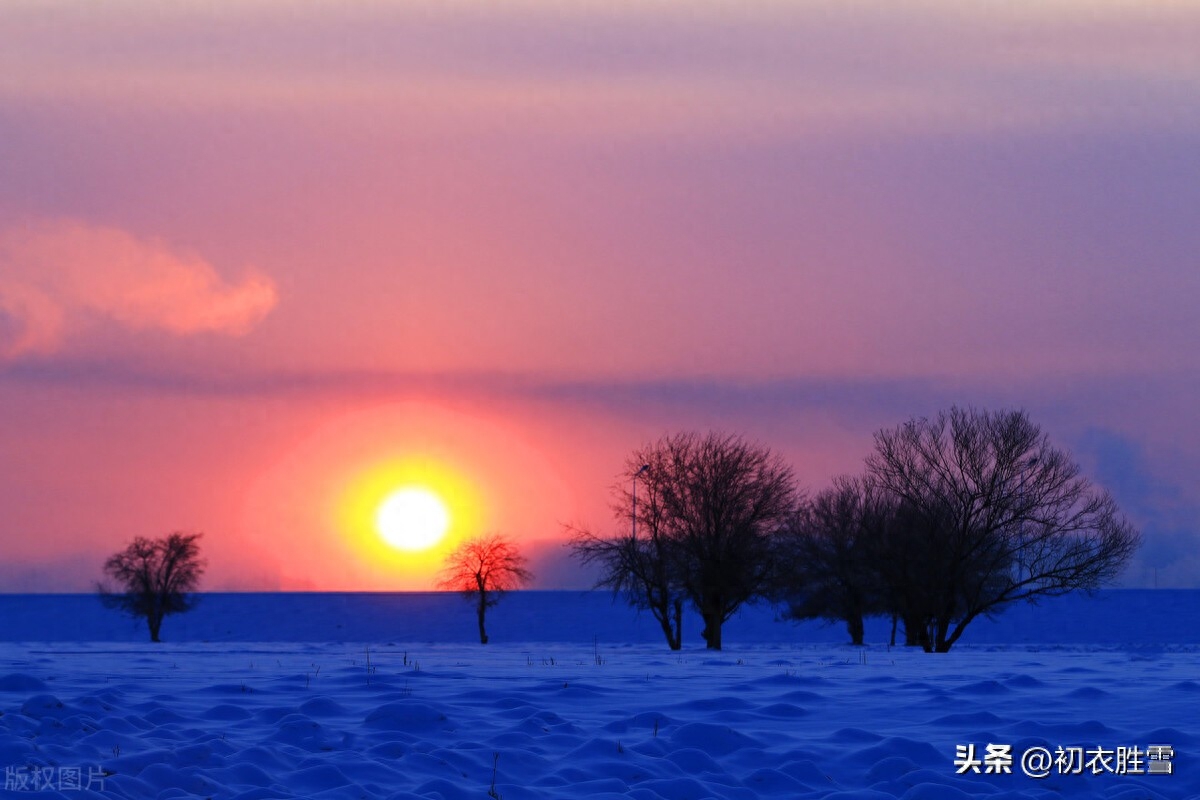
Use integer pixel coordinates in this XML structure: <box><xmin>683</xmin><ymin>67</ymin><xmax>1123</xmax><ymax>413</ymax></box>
<box><xmin>655</xmin><ymin>599</ymin><xmax>683</xmax><ymax>651</ymax></box>
<box><xmin>700</xmin><ymin>610</ymin><xmax>723</xmax><ymax>650</ymax></box>
<box><xmin>933</xmin><ymin>615</ymin><xmax>951</xmax><ymax>653</ymax></box>
<box><xmin>937</xmin><ymin>616</ymin><xmax>971</xmax><ymax>653</ymax></box>
<box><xmin>889</xmin><ymin>614</ymin><xmax>898</xmax><ymax>648</ymax></box>
<box><xmin>847</xmin><ymin>613</ymin><xmax>865</xmax><ymax>646</ymax></box>
<box><xmin>903</xmin><ymin>613</ymin><xmax>924</xmax><ymax>647</ymax></box>
<box><xmin>148</xmin><ymin>613</ymin><xmax>162</xmax><ymax>643</ymax></box>
<box><xmin>476</xmin><ymin>593</ymin><xmax>489</xmax><ymax>645</ymax></box>
<box><xmin>670</xmin><ymin>598</ymin><xmax>683</xmax><ymax>651</ymax></box>
<box><xmin>902</xmin><ymin>612</ymin><xmax>933</xmax><ymax>651</ymax></box>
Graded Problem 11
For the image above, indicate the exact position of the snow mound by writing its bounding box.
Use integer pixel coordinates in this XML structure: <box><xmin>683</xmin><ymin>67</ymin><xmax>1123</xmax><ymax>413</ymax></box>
<box><xmin>0</xmin><ymin>673</ymin><xmax>47</xmax><ymax>692</ymax></box>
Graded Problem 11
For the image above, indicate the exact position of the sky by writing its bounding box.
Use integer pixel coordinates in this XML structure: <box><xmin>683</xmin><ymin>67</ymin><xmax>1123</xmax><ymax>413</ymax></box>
<box><xmin>1</xmin><ymin>0</ymin><xmax>1198</xmax><ymax>591</ymax></box>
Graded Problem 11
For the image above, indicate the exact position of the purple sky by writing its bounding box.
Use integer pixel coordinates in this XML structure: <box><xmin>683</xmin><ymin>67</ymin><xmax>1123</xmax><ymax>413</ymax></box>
<box><xmin>1</xmin><ymin>1</ymin><xmax>1197</xmax><ymax>590</ymax></box>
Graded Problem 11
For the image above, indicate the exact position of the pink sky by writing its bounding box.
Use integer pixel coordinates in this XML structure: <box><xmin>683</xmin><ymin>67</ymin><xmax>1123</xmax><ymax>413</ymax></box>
<box><xmin>1</xmin><ymin>1</ymin><xmax>1198</xmax><ymax>590</ymax></box>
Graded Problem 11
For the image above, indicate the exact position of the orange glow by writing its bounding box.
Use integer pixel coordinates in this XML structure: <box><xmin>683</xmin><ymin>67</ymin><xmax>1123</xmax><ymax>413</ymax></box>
<box><xmin>240</xmin><ymin>400</ymin><xmax>575</xmax><ymax>590</ymax></box>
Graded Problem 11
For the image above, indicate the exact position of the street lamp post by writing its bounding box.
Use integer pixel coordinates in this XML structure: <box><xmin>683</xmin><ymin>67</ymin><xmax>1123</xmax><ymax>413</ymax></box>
<box><xmin>1013</xmin><ymin>454</ymin><xmax>1039</xmax><ymax>577</ymax></box>
<box><xmin>632</xmin><ymin>464</ymin><xmax>650</xmax><ymax>540</ymax></box>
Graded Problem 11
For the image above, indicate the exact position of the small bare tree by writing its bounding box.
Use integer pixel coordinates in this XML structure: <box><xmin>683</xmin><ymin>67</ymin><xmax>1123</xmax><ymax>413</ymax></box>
<box><xmin>568</xmin><ymin>455</ymin><xmax>684</xmax><ymax>649</ymax></box>
<box><xmin>98</xmin><ymin>532</ymin><xmax>206</xmax><ymax>643</ymax></box>
<box><xmin>866</xmin><ymin>407</ymin><xmax>1141</xmax><ymax>652</ymax></box>
<box><xmin>437</xmin><ymin>534</ymin><xmax>532</xmax><ymax>644</ymax></box>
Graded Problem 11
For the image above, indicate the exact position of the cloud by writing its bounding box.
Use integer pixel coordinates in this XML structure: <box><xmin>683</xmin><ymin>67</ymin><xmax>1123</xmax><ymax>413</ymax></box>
<box><xmin>0</xmin><ymin>220</ymin><xmax>277</xmax><ymax>358</ymax></box>
<box><xmin>1075</xmin><ymin>428</ymin><xmax>1200</xmax><ymax>588</ymax></box>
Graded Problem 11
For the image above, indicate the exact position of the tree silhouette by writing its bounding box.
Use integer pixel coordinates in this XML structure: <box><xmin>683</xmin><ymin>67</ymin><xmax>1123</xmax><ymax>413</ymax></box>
<box><xmin>659</xmin><ymin>432</ymin><xmax>797</xmax><ymax>650</ymax></box>
<box><xmin>98</xmin><ymin>532</ymin><xmax>206</xmax><ymax>643</ymax></box>
<box><xmin>569</xmin><ymin>456</ymin><xmax>684</xmax><ymax>649</ymax></box>
<box><xmin>866</xmin><ymin>407</ymin><xmax>1141</xmax><ymax>652</ymax></box>
<box><xmin>773</xmin><ymin>476</ymin><xmax>889</xmax><ymax>645</ymax></box>
<box><xmin>572</xmin><ymin>432</ymin><xmax>797</xmax><ymax>650</ymax></box>
<box><xmin>437</xmin><ymin>534</ymin><xmax>532</xmax><ymax>644</ymax></box>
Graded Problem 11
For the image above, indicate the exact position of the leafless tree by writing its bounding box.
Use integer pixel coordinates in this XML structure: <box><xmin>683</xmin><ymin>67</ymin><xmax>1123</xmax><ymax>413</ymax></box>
<box><xmin>575</xmin><ymin>432</ymin><xmax>798</xmax><ymax>650</ymax></box>
<box><xmin>98</xmin><ymin>532</ymin><xmax>206</xmax><ymax>643</ymax></box>
<box><xmin>663</xmin><ymin>432</ymin><xmax>798</xmax><ymax>649</ymax></box>
<box><xmin>437</xmin><ymin>534</ymin><xmax>533</xmax><ymax>644</ymax></box>
<box><xmin>568</xmin><ymin>454</ymin><xmax>684</xmax><ymax>649</ymax></box>
<box><xmin>773</xmin><ymin>475</ymin><xmax>889</xmax><ymax>645</ymax></box>
<box><xmin>866</xmin><ymin>407</ymin><xmax>1140</xmax><ymax>652</ymax></box>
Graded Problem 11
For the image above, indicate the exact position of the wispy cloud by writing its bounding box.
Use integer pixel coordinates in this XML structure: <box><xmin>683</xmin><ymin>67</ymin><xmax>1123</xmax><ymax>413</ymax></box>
<box><xmin>0</xmin><ymin>220</ymin><xmax>277</xmax><ymax>358</ymax></box>
<box><xmin>3</xmin><ymin>3</ymin><xmax>1196</xmax><ymax>139</ymax></box>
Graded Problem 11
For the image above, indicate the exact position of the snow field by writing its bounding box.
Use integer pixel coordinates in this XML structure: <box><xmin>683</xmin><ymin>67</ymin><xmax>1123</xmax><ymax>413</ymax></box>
<box><xmin>1</xmin><ymin>640</ymin><xmax>1197</xmax><ymax>800</ymax></box>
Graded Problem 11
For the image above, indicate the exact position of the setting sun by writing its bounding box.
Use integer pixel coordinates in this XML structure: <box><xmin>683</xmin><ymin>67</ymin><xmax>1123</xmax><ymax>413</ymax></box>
<box><xmin>376</xmin><ymin>487</ymin><xmax>450</xmax><ymax>552</ymax></box>
<box><xmin>243</xmin><ymin>402</ymin><xmax>568</xmax><ymax>589</ymax></box>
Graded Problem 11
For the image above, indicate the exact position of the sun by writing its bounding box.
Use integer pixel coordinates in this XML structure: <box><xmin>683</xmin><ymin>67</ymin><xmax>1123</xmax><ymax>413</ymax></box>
<box><xmin>375</xmin><ymin>487</ymin><xmax>451</xmax><ymax>552</ymax></box>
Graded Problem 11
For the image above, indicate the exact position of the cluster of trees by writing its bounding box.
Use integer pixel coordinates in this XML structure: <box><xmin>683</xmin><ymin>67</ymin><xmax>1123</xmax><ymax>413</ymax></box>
<box><xmin>97</xmin><ymin>407</ymin><xmax>1137</xmax><ymax>651</ymax></box>
<box><xmin>571</xmin><ymin>407</ymin><xmax>1140</xmax><ymax>652</ymax></box>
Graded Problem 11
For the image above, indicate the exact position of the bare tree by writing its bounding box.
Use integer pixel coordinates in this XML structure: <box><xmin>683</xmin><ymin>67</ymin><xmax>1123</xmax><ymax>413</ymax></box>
<box><xmin>98</xmin><ymin>532</ymin><xmax>206</xmax><ymax>643</ymax></box>
<box><xmin>662</xmin><ymin>432</ymin><xmax>798</xmax><ymax>649</ymax></box>
<box><xmin>866</xmin><ymin>407</ymin><xmax>1140</xmax><ymax>652</ymax></box>
<box><xmin>568</xmin><ymin>455</ymin><xmax>684</xmax><ymax>649</ymax></box>
<box><xmin>868</xmin><ymin>496</ymin><xmax>967</xmax><ymax>649</ymax></box>
<box><xmin>773</xmin><ymin>476</ymin><xmax>888</xmax><ymax>645</ymax></box>
<box><xmin>570</xmin><ymin>528</ymin><xmax>685</xmax><ymax>650</ymax></box>
<box><xmin>582</xmin><ymin>432</ymin><xmax>798</xmax><ymax>650</ymax></box>
<box><xmin>437</xmin><ymin>534</ymin><xmax>532</xmax><ymax>644</ymax></box>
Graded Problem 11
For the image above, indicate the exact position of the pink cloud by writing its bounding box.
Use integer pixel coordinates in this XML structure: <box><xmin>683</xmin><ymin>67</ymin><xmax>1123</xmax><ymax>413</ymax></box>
<box><xmin>0</xmin><ymin>220</ymin><xmax>276</xmax><ymax>358</ymax></box>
